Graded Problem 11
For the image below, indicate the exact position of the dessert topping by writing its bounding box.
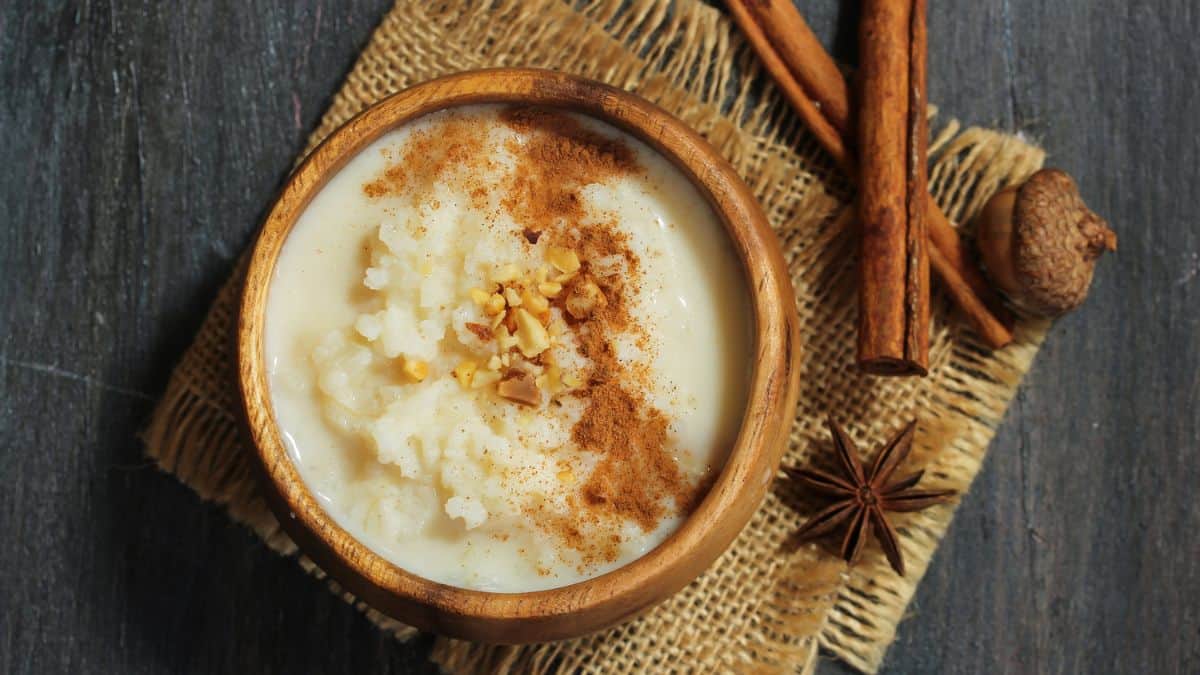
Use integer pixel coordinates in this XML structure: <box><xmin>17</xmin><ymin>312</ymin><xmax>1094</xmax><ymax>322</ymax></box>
<box><xmin>401</xmin><ymin>358</ymin><xmax>429</xmax><ymax>382</ymax></box>
<box><xmin>547</xmin><ymin>246</ymin><xmax>581</xmax><ymax>274</ymax></box>
<box><xmin>497</xmin><ymin>371</ymin><xmax>541</xmax><ymax>406</ymax></box>
<box><xmin>452</xmin><ymin>360</ymin><xmax>478</xmax><ymax>388</ymax></box>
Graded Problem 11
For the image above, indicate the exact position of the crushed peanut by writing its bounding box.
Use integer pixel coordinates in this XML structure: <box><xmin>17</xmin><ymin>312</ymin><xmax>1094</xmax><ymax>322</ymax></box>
<box><xmin>453</xmin><ymin>360</ymin><xmax>478</xmax><ymax>388</ymax></box>
<box><xmin>484</xmin><ymin>293</ymin><xmax>506</xmax><ymax>316</ymax></box>
<box><xmin>565</xmin><ymin>277</ymin><xmax>607</xmax><ymax>319</ymax></box>
<box><xmin>446</xmin><ymin>251</ymin><xmax>610</xmax><ymax>403</ymax></box>
<box><xmin>465</xmin><ymin>322</ymin><xmax>493</xmax><ymax>342</ymax></box>
<box><xmin>497</xmin><ymin>371</ymin><xmax>540</xmax><ymax>406</ymax></box>
<box><xmin>468</xmin><ymin>287</ymin><xmax>491</xmax><ymax>305</ymax></box>
<box><xmin>513</xmin><ymin>308</ymin><xmax>551</xmax><ymax>358</ymax></box>
<box><xmin>547</xmin><ymin>246</ymin><xmax>580</xmax><ymax>274</ymax></box>
<box><xmin>521</xmin><ymin>288</ymin><xmax>550</xmax><ymax>314</ymax></box>
<box><xmin>536</xmin><ymin>366</ymin><xmax>564</xmax><ymax>395</ymax></box>
<box><xmin>503</xmin><ymin>287</ymin><xmax>523</xmax><ymax>307</ymax></box>
<box><xmin>402</xmin><ymin>358</ymin><xmax>429</xmax><ymax>382</ymax></box>
<box><xmin>471</xmin><ymin>369</ymin><xmax>502</xmax><ymax>389</ymax></box>
<box><xmin>496</xmin><ymin>325</ymin><xmax>518</xmax><ymax>352</ymax></box>
<box><xmin>493</xmin><ymin>263</ymin><xmax>521</xmax><ymax>283</ymax></box>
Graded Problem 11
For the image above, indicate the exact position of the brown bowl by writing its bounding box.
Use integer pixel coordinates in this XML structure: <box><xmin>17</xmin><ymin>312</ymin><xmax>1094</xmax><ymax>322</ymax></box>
<box><xmin>237</xmin><ymin>68</ymin><xmax>800</xmax><ymax>643</ymax></box>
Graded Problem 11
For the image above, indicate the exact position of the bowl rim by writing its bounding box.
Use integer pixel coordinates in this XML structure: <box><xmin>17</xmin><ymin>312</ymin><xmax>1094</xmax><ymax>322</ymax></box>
<box><xmin>237</xmin><ymin>68</ymin><xmax>800</xmax><ymax>643</ymax></box>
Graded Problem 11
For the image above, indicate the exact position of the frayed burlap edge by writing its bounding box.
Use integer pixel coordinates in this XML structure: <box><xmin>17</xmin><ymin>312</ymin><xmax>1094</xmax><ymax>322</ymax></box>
<box><xmin>143</xmin><ymin>1</ymin><xmax>1048</xmax><ymax>673</ymax></box>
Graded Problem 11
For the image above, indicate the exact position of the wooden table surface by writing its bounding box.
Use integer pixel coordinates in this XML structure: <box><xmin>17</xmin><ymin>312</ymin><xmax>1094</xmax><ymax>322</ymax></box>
<box><xmin>1</xmin><ymin>2</ymin><xmax>1196</xmax><ymax>673</ymax></box>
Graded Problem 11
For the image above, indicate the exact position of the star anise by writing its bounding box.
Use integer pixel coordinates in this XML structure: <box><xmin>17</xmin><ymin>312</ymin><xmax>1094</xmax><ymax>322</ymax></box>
<box><xmin>785</xmin><ymin>418</ymin><xmax>956</xmax><ymax>576</ymax></box>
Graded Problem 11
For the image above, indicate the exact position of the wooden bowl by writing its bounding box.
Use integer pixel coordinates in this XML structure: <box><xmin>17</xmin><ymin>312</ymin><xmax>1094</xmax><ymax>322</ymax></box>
<box><xmin>238</xmin><ymin>68</ymin><xmax>800</xmax><ymax>643</ymax></box>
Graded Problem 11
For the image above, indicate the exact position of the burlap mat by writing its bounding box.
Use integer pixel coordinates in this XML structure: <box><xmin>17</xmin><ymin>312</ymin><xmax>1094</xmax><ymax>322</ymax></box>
<box><xmin>143</xmin><ymin>1</ymin><xmax>1048</xmax><ymax>672</ymax></box>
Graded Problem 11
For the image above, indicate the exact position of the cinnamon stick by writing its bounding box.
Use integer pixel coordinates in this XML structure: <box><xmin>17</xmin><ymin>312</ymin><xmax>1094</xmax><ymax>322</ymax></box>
<box><xmin>725</xmin><ymin>0</ymin><xmax>1015</xmax><ymax>349</ymax></box>
<box><xmin>736</xmin><ymin>0</ymin><xmax>850</xmax><ymax>135</ymax></box>
<box><xmin>856</xmin><ymin>0</ymin><xmax>929</xmax><ymax>375</ymax></box>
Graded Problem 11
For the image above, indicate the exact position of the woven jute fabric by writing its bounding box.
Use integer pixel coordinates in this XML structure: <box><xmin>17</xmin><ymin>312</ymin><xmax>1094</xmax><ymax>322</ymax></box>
<box><xmin>143</xmin><ymin>1</ymin><xmax>1048</xmax><ymax>672</ymax></box>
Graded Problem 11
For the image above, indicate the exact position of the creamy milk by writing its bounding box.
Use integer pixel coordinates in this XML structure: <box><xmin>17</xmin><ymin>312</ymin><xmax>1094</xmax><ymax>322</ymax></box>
<box><xmin>266</xmin><ymin>105</ymin><xmax>751</xmax><ymax>591</ymax></box>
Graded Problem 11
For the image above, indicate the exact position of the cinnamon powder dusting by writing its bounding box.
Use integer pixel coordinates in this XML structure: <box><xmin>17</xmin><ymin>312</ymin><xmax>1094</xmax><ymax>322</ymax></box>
<box><xmin>359</xmin><ymin>106</ymin><xmax>712</xmax><ymax>571</ymax></box>
<box><xmin>573</xmin><ymin>381</ymin><xmax>688</xmax><ymax>531</ymax></box>
<box><xmin>499</xmin><ymin>106</ymin><xmax>640</xmax><ymax>238</ymax></box>
<box><xmin>505</xmin><ymin>107</ymin><xmax>703</xmax><ymax>565</ymax></box>
<box><xmin>361</xmin><ymin>115</ymin><xmax>493</xmax><ymax>205</ymax></box>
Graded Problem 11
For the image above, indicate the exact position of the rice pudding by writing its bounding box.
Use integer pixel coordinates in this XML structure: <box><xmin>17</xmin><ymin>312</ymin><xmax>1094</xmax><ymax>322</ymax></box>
<box><xmin>265</xmin><ymin>104</ymin><xmax>752</xmax><ymax>592</ymax></box>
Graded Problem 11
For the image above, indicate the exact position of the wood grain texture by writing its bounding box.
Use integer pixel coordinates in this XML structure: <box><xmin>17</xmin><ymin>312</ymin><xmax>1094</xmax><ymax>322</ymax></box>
<box><xmin>0</xmin><ymin>1</ymin><xmax>1197</xmax><ymax>673</ymax></box>
<box><xmin>856</xmin><ymin>0</ymin><xmax>930</xmax><ymax>375</ymax></box>
<box><xmin>237</xmin><ymin>69</ymin><xmax>799</xmax><ymax>643</ymax></box>
<box><xmin>725</xmin><ymin>0</ymin><xmax>1015</xmax><ymax>350</ymax></box>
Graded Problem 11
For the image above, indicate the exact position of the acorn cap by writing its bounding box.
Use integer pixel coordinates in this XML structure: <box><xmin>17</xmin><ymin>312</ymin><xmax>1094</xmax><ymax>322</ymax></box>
<box><xmin>1010</xmin><ymin>169</ymin><xmax>1117</xmax><ymax>316</ymax></box>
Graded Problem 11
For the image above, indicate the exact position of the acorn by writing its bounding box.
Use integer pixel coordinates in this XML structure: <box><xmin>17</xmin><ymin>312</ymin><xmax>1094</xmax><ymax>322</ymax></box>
<box><xmin>974</xmin><ymin>169</ymin><xmax>1117</xmax><ymax>318</ymax></box>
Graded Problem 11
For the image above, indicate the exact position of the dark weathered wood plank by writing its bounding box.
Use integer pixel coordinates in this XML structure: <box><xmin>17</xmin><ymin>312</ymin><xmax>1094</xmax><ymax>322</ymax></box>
<box><xmin>0</xmin><ymin>1</ymin><xmax>436</xmax><ymax>673</ymax></box>
<box><xmin>830</xmin><ymin>1</ymin><xmax>1200</xmax><ymax>674</ymax></box>
<box><xmin>1</xmin><ymin>1</ymin><xmax>1197</xmax><ymax>673</ymax></box>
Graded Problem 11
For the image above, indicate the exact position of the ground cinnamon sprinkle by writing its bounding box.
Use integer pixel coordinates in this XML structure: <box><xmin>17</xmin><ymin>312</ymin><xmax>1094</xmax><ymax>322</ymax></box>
<box><xmin>359</xmin><ymin>106</ymin><xmax>709</xmax><ymax>569</ymax></box>
<box><xmin>526</xmin><ymin>497</ymin><xmax>623</xmax><ymax>569</ymax></box>
<box><xmin>464</xmin><ymin>322</ymin><xmax>493</xmax><ymax>341</ymax></box>
<box><xmin>499</xmin><ymin>106</ymin><xmax>641</xmax><ymax>238</ymax></box>
<box><xmin>569</xmin><ymin>220</ymin><xmax>640</xmax><ymax>271</ymax></box>
<box><xmin>501</xmin><ymin>106</ymin><xmax>702</xmax><ymax>556</ymax></box>
<box><xmin>573</xmin><ymin>381</ymin><xmax>691</xmax><ymax>530</ymax></box>
<box><xmin>361</xmin><ymin>114</ymin><xmax>493</xmax><ymax>205</ymax></box>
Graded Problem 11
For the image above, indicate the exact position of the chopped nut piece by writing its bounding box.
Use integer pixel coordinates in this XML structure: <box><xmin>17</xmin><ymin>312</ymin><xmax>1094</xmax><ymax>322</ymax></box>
<box><xmin>547</xmin><ymin>319</ymin><xmax>566</xmax><ymax>338</ymax></box>
<box><xmin>565</xmin><ymin>278</ymin><xmax>607</xmax><ymax>319</ymax></box>
<box><xmin>497</xmin><ymin>371</ymin><xmax>540</xmax><ymax>406</ymax></box>
<box><xmin>402</xmin><ymin>358</ymin><xmax>429</xmax><ymax>382</ymax></box>
<box><xmin>521</xmin><ymin>288</ymin><xmax>550</xmax><ymax>314</ymax></box>
<box><xmin>547</xmin><ymin>247</ymin><xmax>581</xmax><ymax>274</ymax></box>
<box><xmin>556</xmin><ymin>469</ymin><xmax>575</xmax><ymax>484</ymax></box>
<box><xmin>489</xmin><ymin>309</ymin><xmax>506</xmax><ymax>330</ymax></box>
<box><xmin>486</xmin><ymin>355</ymin><xmax>502</xmax><ymax>370</ymax></box>
<box><xmin>534</xmin><ymin>266</ymin><xmax>549</xmax><ymax>284</ymax></box>
<box><xmin>553</xmin><ymin>271</ymin><xmax>578</xmax><ymax>284</ymax></box>
<box><xmin>538</xmin><ymin>366</ymin><xmax>562</xmax><ymax>394</ymax></box>
<box><xmin>503</xmin><ymin>287</ymin><xmax>523</xmax><ymax>307</ymax></box>
<box><xmin>471</xmin><ymin>369</ymin><xmax>502</xmax><ymax>389</ymax></box>
<box><xmin>513</xmin><ymin>308</ymin><xmax>551</xmax><ymax>358</ymax></box>
<box><xmin>484</xmin><ymin>293</ymin><xmax>506</xmax><ymax>316</ymax></box>
<box><xmin>468</xmin><ymin>287</ymin><xmax>490</xmax><ymax>305</ymax></box>
<box><xmin>453</xmin><ymin>360</ymin><xmax>478</xmax><ymax>388</ymax></box>
<box><xmin>561</xmin><ymin>371</ymin><xmax>583</xmax><ymax>388</ymax></box>
<box><xmin>500</xmin><ymin>353</ymin><xmax>512</xmax><ymax>367</ymax></box>
<box><xmin>492</xmin><ymin>263</ymin><xmax>521</xmax><ymax>283</ymax></box>
<box><xmin>537</xmin><ymin>281</ymin><xmax>563</xmax><ymax>298</ymax></box>
<box><xmin>496</xmin><ymin>326</ymin><xmax>518</xmax><ymax>352</ymax></box>
<box><xmin>465</xmin><ymin>322</ymin><xmax>492</xmax><ymax>341</ymax></box>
